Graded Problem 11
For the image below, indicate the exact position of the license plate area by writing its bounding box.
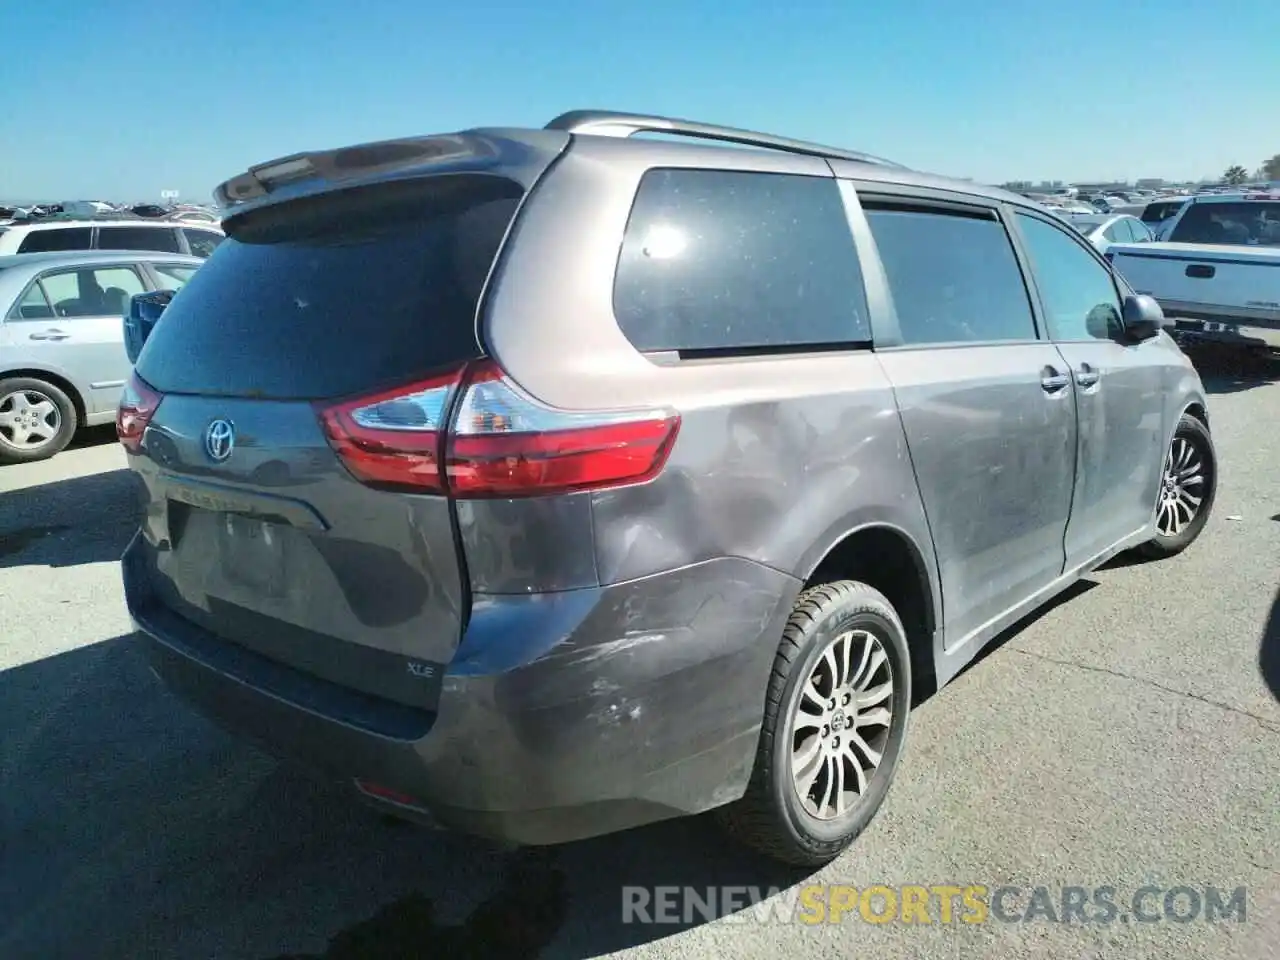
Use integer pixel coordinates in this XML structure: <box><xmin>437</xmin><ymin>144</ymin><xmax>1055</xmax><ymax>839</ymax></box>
<box><xmin>216</xmin><ymin>513</ymin><xmax>287</xmax><ymax>596</ymax></box>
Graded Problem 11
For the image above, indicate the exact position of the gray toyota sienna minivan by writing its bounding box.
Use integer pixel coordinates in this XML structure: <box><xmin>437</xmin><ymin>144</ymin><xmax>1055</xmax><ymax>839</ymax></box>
<box><xmin>119</xmin><ymin>110</ymin><xmax>1216</xmax><ymax>866</ymax></box>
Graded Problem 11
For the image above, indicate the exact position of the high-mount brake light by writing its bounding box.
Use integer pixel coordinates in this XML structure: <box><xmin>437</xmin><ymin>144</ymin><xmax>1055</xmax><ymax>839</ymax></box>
<box><xmin>116</xmin><ymin>371</ymin><xmax>163</xmax><ymax>453</ymax></box>
<box><xmin>315</xmin><ymin>360</ymin><xmax>680</xmax><ymax>498</ymax></box>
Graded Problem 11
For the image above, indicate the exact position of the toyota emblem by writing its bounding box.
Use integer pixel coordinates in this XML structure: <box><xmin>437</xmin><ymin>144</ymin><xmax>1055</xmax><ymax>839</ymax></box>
<box><xmin>204</xmin><ymin>419</ymin><xmax>235</xmax><ymax>462</ymax></box>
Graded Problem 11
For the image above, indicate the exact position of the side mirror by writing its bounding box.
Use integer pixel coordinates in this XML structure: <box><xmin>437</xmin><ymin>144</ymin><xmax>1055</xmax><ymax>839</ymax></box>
<box><xmin>1121</xmin><ymin>294</ymin><xmax>1164</xmax><ymax>341</ymax></box>
<box><xmin>124</xmin><ymin>289</ymin><xmax>176</xmax><ymax>364</ymax></box>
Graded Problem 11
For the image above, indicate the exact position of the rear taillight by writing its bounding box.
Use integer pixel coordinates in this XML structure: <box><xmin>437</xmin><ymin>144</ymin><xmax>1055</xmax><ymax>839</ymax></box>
<box><xmin>116</xmin><ymin>371</ymin><xmax>163</xmax><ymax>453</ymax></box>
<box><xmin>315</xmin><ymin>369</ymin><xmax>457</xmax><ymax>493</ymax></box>
<box><xmin>315</xmin><ymin>360</ymin><xmax>680</xmax><ymax>498</ymax></box>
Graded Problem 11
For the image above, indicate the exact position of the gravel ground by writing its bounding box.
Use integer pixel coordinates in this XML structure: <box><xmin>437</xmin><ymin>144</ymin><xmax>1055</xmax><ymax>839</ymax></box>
<box><xmin>2</xmin><ymin>361</ymin><xmax>1278</xmax><ymax>960</ymax></box>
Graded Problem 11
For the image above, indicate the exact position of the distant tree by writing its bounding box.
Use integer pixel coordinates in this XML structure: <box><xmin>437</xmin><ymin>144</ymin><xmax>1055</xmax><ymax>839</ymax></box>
<box><xmin>1223</xmin><ymin>165</ymin><xmax>1249</xmax><ymax>185</ymax></box>
<box><xmin>1263</xmin><ymin>154</ymin><xmax>1280</xmax><ymax>181</ymax></box>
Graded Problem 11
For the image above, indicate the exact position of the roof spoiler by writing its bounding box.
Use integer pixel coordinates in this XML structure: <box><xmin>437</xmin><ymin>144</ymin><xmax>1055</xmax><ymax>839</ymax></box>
<box><xmin>212</xmin><ymin>134</ymin><xmax>481</xmax><ymax>211</ymax></box>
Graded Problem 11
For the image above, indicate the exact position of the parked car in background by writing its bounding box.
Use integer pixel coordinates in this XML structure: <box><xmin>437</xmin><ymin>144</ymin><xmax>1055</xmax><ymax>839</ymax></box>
<box><xmin>1138</xmin><ymin>196</ymin><xmax>1192</xmax><ymax>239</ymax></box>
<box><xmin>1108</xmin><ymin>195</ymin><xmax>1280</xmax><ymax>357</ymax></box>
<box><xmin>0</xmin><ymin>219</ymin><xmax>223</xmax><ymax>258</ymax></box>
<box><xmin>0</xmin><ymin>250</ymin><xmax>202</xmax><ymax>463</ymax></box>
<box><xmin>119</xmin><ymin>109</ymin><xmax>1216</xmax><ymax>868</ymax></box>
<box><xmin>1068</xmin><ymin>213</ymin><xmax>1155</xmax><ymax>253</ymax></box>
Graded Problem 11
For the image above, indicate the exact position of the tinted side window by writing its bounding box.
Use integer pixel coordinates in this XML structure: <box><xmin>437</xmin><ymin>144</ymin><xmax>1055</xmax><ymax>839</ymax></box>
<box><xmin>1168</xmin><ymin>201</ymin><xmax>1280</xmax><ymax>246</ymax></box>
<box><xmin>17</xmin><ymin>227</ymin><xmax>92</xmax><ymax>253</ymax></box>
<box><xmin>1015</xmin><ymin>214</ymin><xmax>1122</xmax><ymax>342</ymax></box>
<box><xmin>1102</xmin><ymin>221</ymin><xmax>1126</xmax><ymax>242</ymax></box>
<box><xmin>183</xmin><ymin>228</ymin><xmax>224</xmax><ymax>258</ymax></box>
<box><xmin>97</xmin><ymin>226</ymin><xmax>182</xmax><ymax>253</ymax></box>
<box><xmin>864</xmin><ymin>206</ymin><xmax>1037</xmax><ymax>345</ymax></box>
<box><xmin>614</xmin><ymin>169</ymin><xmax>869</xmax><ymax>352</ymax></box>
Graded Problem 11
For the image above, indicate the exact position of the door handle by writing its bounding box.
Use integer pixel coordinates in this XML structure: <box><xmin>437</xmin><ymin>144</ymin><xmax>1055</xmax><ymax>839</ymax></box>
<box><xmin>1040</xmin><ymin>367</ymin><xmax>1070</xmax><ymax>393</ymax></box>
<box><xmin>28</xmin><ymin>329</ymin><xmax>70</xmax><ymax>341</ymax></box>
<box><xmin>1076</xmin><ymin>363</ymin><xmax>1101</xmax><ymax>388</ymax></box>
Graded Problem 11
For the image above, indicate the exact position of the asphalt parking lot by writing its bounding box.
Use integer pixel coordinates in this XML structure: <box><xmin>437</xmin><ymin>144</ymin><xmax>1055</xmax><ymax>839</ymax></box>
<box><xmin>2</xmin><ymin>357</ymin><xmax>1278</xmax><ymax>960</ymax></box>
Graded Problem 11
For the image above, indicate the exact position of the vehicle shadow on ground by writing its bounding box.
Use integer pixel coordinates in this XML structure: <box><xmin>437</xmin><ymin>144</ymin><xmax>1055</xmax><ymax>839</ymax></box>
<box><xmin>0</xmin><ymin>636</ymin><xmax>809</xmax><ymax>960</ymax></box>
<box><xmin>68</xmin><ymin>423</ymin><xmax>120</xmax><ymax>450</ymax></box>
<box><xmin>1189</xmin><ymin>347</ymin><xmax>1280</xmax><ymax>395</ymax></box>
<box><xmin>1260</xmin><ymin>585</ymin><xmax>1280</xmax><ymax>704</ymax></box>
<box><xmin>0</xmin><ymin>467</ymin><xmax>140</xmax><ymax>569</ymax></box>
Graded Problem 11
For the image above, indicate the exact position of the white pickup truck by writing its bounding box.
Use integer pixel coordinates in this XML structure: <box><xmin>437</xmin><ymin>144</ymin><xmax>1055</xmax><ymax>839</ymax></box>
<box><xmin>1106</xmin><ymin>195</ymin><xmax>1280</xmax><ymax>355</ymax></box>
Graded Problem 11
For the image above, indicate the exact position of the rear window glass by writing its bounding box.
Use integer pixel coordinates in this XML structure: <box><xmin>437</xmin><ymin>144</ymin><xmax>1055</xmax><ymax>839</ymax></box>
<box><xmin>17</xmin><ymin>227</ymin><xmax>92</xmax><ymax>253</ymax></box>
<box><xmin>1167</xmin><ymin>201</ymin><xmax>1280</xmax><ymax>246</ymax></box>
<box><xmin>614</xmin><ymin>169</ymin><xmax>870</xmax><ymax>353</ymax></box>
<box><xmin>1141</xmin><ymin>201</ymin><xmax>1181</xmax><ymax>223</ymax></box>
<box><xmin>136</xmin><ymin>175</ymin><xmax>523</xmax><ymax>400</ymax></box>
<box><xmin>97</xmin><ymin>225</ymin><xmax>181</xmax><ymax>253</ymax></box>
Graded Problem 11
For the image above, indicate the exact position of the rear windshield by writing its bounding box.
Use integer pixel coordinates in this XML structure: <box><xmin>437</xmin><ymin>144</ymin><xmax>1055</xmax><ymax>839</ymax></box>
<box><xmin>136</xmin><ymin>175</ymin><xmax>523</xmax><ymax>400</ymax></box>
<box><xmin>1167</xmin><ymin>201</ymin><xmax>1280</xmax><ymax>246</ymax></box>
<box><xmin>1141</xmin><ymin>201</ymin><xmax>1183</xmax><ymax>223</ymax></box>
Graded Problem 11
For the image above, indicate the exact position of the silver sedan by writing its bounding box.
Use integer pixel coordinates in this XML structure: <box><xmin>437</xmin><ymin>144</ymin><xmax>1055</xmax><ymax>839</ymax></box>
<box><xmin>1067</xmin><ymin>213</ymin><xmax>1155</xmax><ymax>253</ymax></box>
<box><xmin>0</xmin><ymin>249</ymin><xmax>203</xmax><ymax>463</ymax></box>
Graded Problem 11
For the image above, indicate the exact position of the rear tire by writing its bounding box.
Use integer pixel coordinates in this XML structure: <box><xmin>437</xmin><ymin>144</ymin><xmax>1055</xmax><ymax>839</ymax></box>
<box><xmin>1136</xmin><ymin>412</ymin><xmax>1216</xmax><ymax>559</ymax></box>
<box><xmin>0</xmin><ymin>377</ymin><xmax>77</xmax><ymax>465</ymax></box>
<box><xmin>718</xmin><ymin>580</ymin><xmax>911</xmax><ymax>867</ymax></box>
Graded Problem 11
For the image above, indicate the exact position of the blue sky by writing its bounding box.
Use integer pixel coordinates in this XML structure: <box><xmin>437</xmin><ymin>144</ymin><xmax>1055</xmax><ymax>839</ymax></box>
<box><xmin>4</xmin><ymin>0</ymin><xmax>1278</xmax><ymax>202</ymax></box>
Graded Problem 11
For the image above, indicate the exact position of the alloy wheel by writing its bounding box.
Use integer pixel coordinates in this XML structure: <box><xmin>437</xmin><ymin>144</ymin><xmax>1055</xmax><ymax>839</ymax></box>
<box><xmin>1156</xmin><ymin>435</ymin><xmax>1206</xmax><ymax>538</ymax></box>
<box><xmin>790</xmin><ymin>627</ymin><xmax>894</xmax><ymax>821</ymax></box>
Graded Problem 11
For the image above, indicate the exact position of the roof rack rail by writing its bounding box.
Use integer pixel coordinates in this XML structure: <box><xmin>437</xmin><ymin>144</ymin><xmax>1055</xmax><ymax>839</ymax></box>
<box><xmin>545</xmin><ymin>109</ymin><xmax>906</xmax><ymax>168</ymax></box>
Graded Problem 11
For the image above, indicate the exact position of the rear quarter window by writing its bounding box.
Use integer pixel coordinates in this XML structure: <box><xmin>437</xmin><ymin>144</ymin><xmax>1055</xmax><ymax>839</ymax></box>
<box><xmin>135</xmin><ymin>174</ymin><xmax>524</xmax><ymax>400</ymax></box>
<box><xmin>613</xmin><ymin>169</ymin><xmax>870</xmax><ymax>353</ymax></box>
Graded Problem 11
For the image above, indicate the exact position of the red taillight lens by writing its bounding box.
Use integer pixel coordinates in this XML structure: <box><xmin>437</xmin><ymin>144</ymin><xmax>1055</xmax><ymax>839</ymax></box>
<box><xmin>314</xmin><ymin>369</ymin><xmax>461</xmax><ymax>493</ymax></box>
<box><xmin>315</xmin><ymin>360</ymin><xmax>680</xmax><ymax>498</ymax></box>
<box><xmin>116</xmin><ymin>372</ymin><xmax>163</xmax><ymax>453</ymax></box>
<box><xmin>446</xmin><ymin>360</ymin><xmax>679</xmax><ymax>497</ymax></box>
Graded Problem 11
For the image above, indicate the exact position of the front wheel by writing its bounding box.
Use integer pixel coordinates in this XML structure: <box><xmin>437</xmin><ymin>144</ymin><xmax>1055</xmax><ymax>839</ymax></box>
<box><xmin>718</xmin><ymin>580</ymin><xmax>911</xmax><ymax>867</ymax></box>
<box><xmin>1137</xmin><ymin>412</ymin><xmax>1216</xmax><ymax>559</ymax></box>
<box><xmin>0</xmin><ymin>377</ymin><xmax>77</xmax><ymax>465</ymax></box>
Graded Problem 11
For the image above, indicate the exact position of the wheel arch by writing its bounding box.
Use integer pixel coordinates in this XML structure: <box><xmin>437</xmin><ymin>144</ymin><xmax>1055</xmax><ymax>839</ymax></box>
<box><xmin>0</xmin><ymin>367</ymin><xmax>87</xmax><ymax>426</ymax></box>
<box><xmin>802</xmin><ymin>521</ymin><xmax>940</xmax><ymax>701</ymax></box>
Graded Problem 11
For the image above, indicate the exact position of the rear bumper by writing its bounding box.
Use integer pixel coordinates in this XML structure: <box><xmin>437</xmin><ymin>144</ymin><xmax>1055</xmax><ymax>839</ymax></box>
<box><xmin>123</xmin><ymin>533</ymin><xmax>796</xmax><ymax>845</ymax></box>
<box><xmin>1164</xmin><ymin>313</ymin><xmax>1280</xmax><ymax>351</ymax></box>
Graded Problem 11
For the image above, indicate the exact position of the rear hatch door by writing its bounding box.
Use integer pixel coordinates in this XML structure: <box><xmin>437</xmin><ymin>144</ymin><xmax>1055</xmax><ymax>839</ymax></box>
<box><xmin>131</xmin><ymin>173</ymin><xmax>527</xmax><ymax>710</ymax></box>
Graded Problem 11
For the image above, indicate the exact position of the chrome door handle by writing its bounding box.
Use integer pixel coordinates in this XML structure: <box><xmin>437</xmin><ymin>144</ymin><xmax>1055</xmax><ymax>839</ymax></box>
<box><xmin>1041</xmin><ymin>368</ymin><xmax>1070</xmax><ymax>392</ymax></box>
<box><xmin>29</xmin><ymin>329</ymin><xmax>70</xmax><ymax>341</ymax></box>
<box><xmin>1076</xmin><ymin>364</ymin><xmax>1100</xmax><ymax>388</ymax></box>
